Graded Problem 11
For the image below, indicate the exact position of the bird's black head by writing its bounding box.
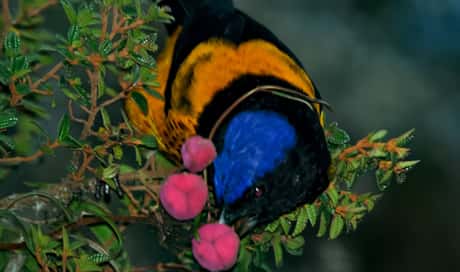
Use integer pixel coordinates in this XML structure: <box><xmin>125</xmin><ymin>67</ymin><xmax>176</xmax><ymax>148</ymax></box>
<box><xmin>198</xmin><ymin>77</ymin><xmax>331</xmax><ymax>235</ymax></box>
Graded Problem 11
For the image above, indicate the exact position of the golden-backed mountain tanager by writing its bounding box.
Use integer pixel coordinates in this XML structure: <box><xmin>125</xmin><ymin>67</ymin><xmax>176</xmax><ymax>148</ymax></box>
<box><xmin>125</xmin><ymin>0</ymin><xmax>331</xmax><ymax>232</ymax></box>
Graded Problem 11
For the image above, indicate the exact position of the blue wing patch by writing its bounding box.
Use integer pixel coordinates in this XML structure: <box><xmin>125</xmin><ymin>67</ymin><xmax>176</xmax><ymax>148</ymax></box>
<box><xmin>213</xmin><ymin>110</ymin><xmax>297</xmax><ymax>204</ymax></box>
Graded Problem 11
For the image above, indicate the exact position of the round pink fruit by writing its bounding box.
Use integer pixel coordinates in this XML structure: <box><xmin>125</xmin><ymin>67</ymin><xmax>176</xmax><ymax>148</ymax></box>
<box><xmin>181</xmin><ymin>136</ymin><xmax>217</xmax><ymax>173</ymax></box>
<box><xmin>160</xmin><ymin>173</ymin><xmax>208</xmax><ymax>220</ymax></box>
<box><xmin>192</xmin><ymin>223</ymin><xmax>240</xmax><ymax>271</ymax></box>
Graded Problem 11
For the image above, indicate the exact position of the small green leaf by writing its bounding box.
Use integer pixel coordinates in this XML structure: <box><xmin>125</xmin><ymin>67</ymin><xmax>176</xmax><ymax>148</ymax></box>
<box><xmin>57</xmin><ymin>113</ymin><xmax>70</xmax><ymax>142</ymax></box>
<box><xmin>0</xmin><ymin>134</ymin><xmax>16</xmax><ymax>151</ymax></box>
<box><xmin>4</xmin><ymin>32</ymin><xmax>21</xmax><ymax>56</ymax></box>
<box><xmin>134</xmin><ymin>146</ymin><xmax>142</xmax><ymax>166</ymax></box>
<box><xmin>236</xmin><ymin>248</ymin><xmax>252</xmax><ymax>272</ymax></box>
<box><xmin>271</xmin><ymin>234</ymin><xmax>283</xmax><ymax>267</ymax></box>
<box><xmin>369</xmin><ymin>130</ymin><xmax>388</xmax><ymax>142</ymax></box>
<box><xmin>293</xmin><ymin>206</ymin><xmax>308</xmax><ymax>236</ymax></box>
<box><xmin>305</xmin><ymin>204</ymin><xmax>318</xmax><ymax>227</ymax></box>
<box><xmin>60</xmin><ymin>0</ymin><xmax>77</xmax><ymax>24</ymax></box>
<box><xmin>284</xmin><ymin>236</ymin><xmax>305</xmax><ymax>250</ymax></box>
<box><xmin>280</xmin><ymin>217</ymin><xmax>291</xmax><ymax>235</ymax></box>
<box><xmin>327</xmin><ymin>123</ymin><xmax>351</xmax><ymax>145</ymax></box>
<box><xmin>329</xmin><ymin>216</ymin><xmax>345</xmax><ymax>239</ymax></box>
<box><xmin>67</xmin><ymin>25</ymin><xmax>81</xmax><ymax>45</ymax></box>
<box><xmin>144</xmin><ymin>86</ymin><xmax>164</xmax><ymax>101</ymax></box>
<box><xmin>327</xmin><ymin>187</ymin><xmax>340</xmax><ymax>206</ymax></box>
<box><xmin>131</xmin><ymin>91</ymin><xmax>148</xmax><ymax>115</ymax></box>
<box><xmin>102</xmin><ymin>165</ymin><xmax>119</xmax><ymax>183</ymax></box>
<box><xmin>395</xmin><ymin>129</ymin><xmax>415</xmax><ymax>146</ymax></box>
<box><xmin>376</xmin><ymin>169</ymin><xmax>393</xmax><ymax>191</ymax></box>
<box><xmin>396</xmin><ymin>160</ymin><xmax>420</xmax><ymax>171</ymax></box>
<box><xmin>99</xmin><ymin>40</ymin><xmax>113</xmax><ymax>56</ymax></box>
<box><xmin>131</xmin><ymin>52</ymin><xmax>156</xmax><ymax>68</ymax></box>
<box><xmin>11</xmin><ymin>56</ymin><xmax>31</xmax><ymax>78</ymax></box>
<box><xmin>113</xmin><ymin>145</ymin><xmax>123</xmax><ymax>160</ymax></box>
<box><xmin>265</xmin><ymin>220</ymin><xmax>280</xmax><ymax>233</ymax></box>
<box><xmin>100</xmin><ymin>108</ymin><xmax>111</xmax><ymax>129</ymax></box>
<box><xmin>140</xmin><ymin>135</ymin><xmax>157</xmax><ymax>149</ymax></box>
<box><xmin>62</xmin><ymin>227</ymin><xmax>70</xmax><ymax>256</ymax></box>
<box><xmin>317</xmin><ymin>212</ymin><xmax>328</xmax><ymax>238</ymax></box>
<box><xmin>88</xmin><ymin>253</ymin><xmax>111</xmax><ymax>264</ymax></box>
<box><xmin>0</xmin><ymin>109</ymin><xmax>18</xmax><ymax>129</ymax></box>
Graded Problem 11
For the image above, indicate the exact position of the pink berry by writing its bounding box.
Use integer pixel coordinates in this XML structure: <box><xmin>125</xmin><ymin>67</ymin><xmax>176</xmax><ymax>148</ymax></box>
<box><xmin>181</xmin><ymin>136</ymin><xmax>217</xmax><ymax>173</ymax></box>
<box><xmin>192</xmin><ymin>223</ymin><xmax>240</xmax><ymax>271</ymax></box>
<box><xmin>160</xmin><ymin>173</ymin><xmax>208</xmax><ymax>220</ymax></box>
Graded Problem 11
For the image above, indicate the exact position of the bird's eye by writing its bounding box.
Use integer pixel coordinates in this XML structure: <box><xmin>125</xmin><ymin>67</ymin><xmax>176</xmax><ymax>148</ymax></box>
<box><xmin>254</xmin><ymin>186</ymin><xmax>265</xmax><ymax>198</ymax></box>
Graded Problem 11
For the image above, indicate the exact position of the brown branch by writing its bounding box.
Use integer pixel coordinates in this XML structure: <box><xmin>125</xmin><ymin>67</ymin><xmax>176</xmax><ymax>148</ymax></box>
<box><xmin>2</xmin><ymin>0</ymin><xmax>12</xmax><ymax>33</ymax></box>
<box><xmin>31</xmin><ymin>62</ymin><xmax>63</xmax><ymax>90</ymax></box>
<box><xmin>8</xmin><ymin>81</ymin><xmax>22</xmax><ymax>106</ymax></box>
<box><xmin>97</xmin><ymin>89</ymin><xmax>128</xmax><ymax>110</ymax></box>
<box><xmin>100</xmin><ymin>7</ymin><xmax>109</xmax><ymax>42</ymax></box>
<box><xmin>80</xmin><ymin>69</ymin><xmax>99</xmax><ymax>139</ymax></box>
<box><xmin>0</xmin><ymin>141</ymin><xmax>60</xmax><ymax>164</ymax></box>
<box><xmin>117</xmin><ymin>20</ymin><xmax>145</xmax><ymax>33</ymax></box>
<box><xmin>26</xmin><ymin>0</ymin><xmax>58</xmax><ymax>18</ymax></box>
<box><xmin>68</xmin><ymin>100</ymin><xmax>87</xmax><ymax>125</ymax></box>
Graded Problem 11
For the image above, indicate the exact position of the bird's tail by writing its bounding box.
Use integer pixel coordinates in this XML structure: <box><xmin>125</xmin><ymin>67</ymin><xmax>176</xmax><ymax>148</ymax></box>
<box><xmin>160</xmin><ymin>0</ymin><xmax>234</xmax><ymax>33</ymax></box>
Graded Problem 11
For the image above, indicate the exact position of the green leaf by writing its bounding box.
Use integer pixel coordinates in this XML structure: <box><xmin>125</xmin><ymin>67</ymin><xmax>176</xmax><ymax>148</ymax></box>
<box><xmin>236</xmin><ymin>248</ymin><xmax>252</xmax><ymax>272</ymax></box>
<box><xmin>279</xmin><ymin>217</ymin><xmax>291</xmax><ymax>235</ymax></box>
<box><xmin>305</xmin><ymin>204</ymin><xmax>318</xmax><ymax>227</ymax></box>
<box><xmin>4</xmin><ymin>32</ymin><xmax>21</xmax><ymax>57</ymax></box>
<box><xmin>140</xmin><ymin>135</ymin><xmax>157</xmax><ymax>149</ymax></box>
<box><xmin>376</xmin><ymin>169</ymin><xmax>393</xmax><ymax>191</ymax></box>
<box><xmin>317</xmin><ymin>212</ymin><xmax>328</xmax><ymax>238</ymax></box>
<box><xmin>144</xmin><ymin>86</ymin><xmax>164</xmax><ymax>100</ymax></box>
<box><xmin>0</xmin><ymin>109</ymin><xmax>18</xmax><ymax>129</ymax></box>
<box><xmin>99</xmin><ymin>40</ymin><xmax>113</xmax><ymax>56</ymax></box>
<box><xmin>369</xmin><ymin>130</ymin><xmax>388</xmax><ymax>142</ymax></box>
<box><xmin>271</xmin><ymin>234</ymin><xmax>283</xmax><ymax>267</ymax></box>
<box><xmin>74</xmin><ymin>255</ymin><xmax>103</xmax><ymax>271</ymax></box>
<box><xmin>130</xmin><ymin>91</ymin><xmax>148</xmax><ymax>115</ymax></box>
<box><xmin>329</xmin><ymin>216</ymin><xmax>345</xmax><ymax>239</ymax></box>
<box><xmin>0</xmin><ymin>134</ymin><xmax>15</xmax><ymax>150</ymax></box>
<box><xmin>327</xmin><ymin>187</ymin><xmax>340</xmax><ymax>206</ymax></box>
<box><xmin>100</xmin><ymin>108</ymin><xmax>111</xmax><ymax>129</ymax></box>
<box><xmin>60</xmin><ymin>0</ymin><xmax>77</xmax><ymax>24</ymax></box>
<box><xmin>293</xmin><ymin>206</ymin><xmax>308</xmax><ymax>236</ymax></box>
<box><xmin>327</xmin><ymin>123</ymin><xmax>351</xmax><ymax>145</ymax></box>
<box><xmin>62</xmin><ymin>227</ymin><xmax>70</xmax><ymax>257</ymax></box>
<box><xmin>113</xmin><ymin>145</ymin><xmax>123</xmax><ymax>160</ymax></box>
<box><xmin>57</xmin><ymin>113</ymin><xmax>70</xmax><ymax>142</ymax></box>
<box><xmin>67</xmin><ymin>25</ymin><xmax>81</xmax><ymax>46</ymax></box>
<box><xmin>265</xmin><ymin>220</ymin><xmax>279</xmax><ymax>233</ymax></box>
<box><xmin>11</xmin><ymin>56</ymin><xmax>31</xmax><ymax>78</ymax></box>
<box><xmin>284</xmin><ymin>236</ymin><xmax>305</xmax><ymax>250</ymax></box>
<box><xmin>131</xmin><ymin>52</ymin><xmax>156</xmax><ymax>68</ymax></box>
<box><xmin>396</xmin><ymin>160</ymin><xmax>421</xmax><ymax>172</ymax></box>
<box><xmin>88</xmin><ymin>253</ymin><xmax>111</xmax><ymax>264</ymax></box>
<box><xmin>395</xmin><ymin>129</ymin><xmax>415</xmax><ymax>146</ymax></box>
<box><xmin>102</xmin><ymin>165</ymin><xmax>119</xmax><ymax>184</ymax></box>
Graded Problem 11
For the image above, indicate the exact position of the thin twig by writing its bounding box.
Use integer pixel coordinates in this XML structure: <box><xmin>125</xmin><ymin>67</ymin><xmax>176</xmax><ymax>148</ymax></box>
<box><xmin>2</xmin><ymin>0</ymin><xmax>12</xmax><ymax>33</ymax></box>
<box><xmin>26</xmin><ymin>0</ymin><xmax>58</xmax><ymax>18</ymax></box>
<box><xmin>0</xmin><ymin>141</ymin><xmax>60</xmax><ymax>164</ymax></box>
<box><xmin>80</xmin><ymin>69</ymin><xmax>99</xmax><ymax>139</ymax></box>
<box><xmin>31</xmin><ymin>62</ymin><xmax>63</xmax><ymax>89</ymax></box>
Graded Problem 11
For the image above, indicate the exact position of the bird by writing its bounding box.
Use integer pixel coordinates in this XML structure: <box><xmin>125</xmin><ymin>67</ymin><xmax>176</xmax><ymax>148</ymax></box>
<box><xmin>125</xmin><ymin>0</ymin><xmax>331</xmax><ymax>233</ymax></box>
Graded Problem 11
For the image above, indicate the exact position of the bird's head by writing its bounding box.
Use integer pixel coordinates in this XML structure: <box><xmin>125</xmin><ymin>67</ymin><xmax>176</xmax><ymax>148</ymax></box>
<box><xmin>205</xmin><ymin>95</ymin><xmax>330</xmax><ymax>235</ymax></box>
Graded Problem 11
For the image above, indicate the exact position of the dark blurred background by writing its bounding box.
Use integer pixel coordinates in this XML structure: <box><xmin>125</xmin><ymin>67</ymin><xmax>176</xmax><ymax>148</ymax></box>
<box><xmin>2</xmin><ymin>0</ymin><xmax>459</xmax><ymax>271</ymax></box>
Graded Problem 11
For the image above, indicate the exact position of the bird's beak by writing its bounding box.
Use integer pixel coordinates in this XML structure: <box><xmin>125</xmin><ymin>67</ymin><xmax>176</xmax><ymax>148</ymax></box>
<box><xmin>219</xmin><ymin>208</ymin><xmax>258</xmax><ymax>237</ymax></box>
